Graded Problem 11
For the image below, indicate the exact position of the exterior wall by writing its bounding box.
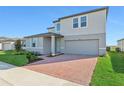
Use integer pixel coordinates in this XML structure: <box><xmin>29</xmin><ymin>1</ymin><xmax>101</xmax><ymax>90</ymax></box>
<box><xmin>60</xmin><ymin>33</ymin><xmax>106</xmax><ymax>55</ymax></box>
<box><xmin>43</xmin><ymin>37</ymin><xmax>51</xmax><ymax>54</ymax></box>
<box><xmin>23</xmin><ymin>37</ymin><xmax>44</xmax><ymax>54</ymax></box>
<box><xmin>58</xmin><ymin>9</ymin><xmax>106</xmax><ymax>36</ymax></box>
<box><xmin>118</xmin><ymin>40</ymin><xmax>124</xmax><ymax>51</ymax></box>
<box><xmin>24</xmin><ymin>36</ymin><xmax>62</xmax><ymax>54</ymax></box>
<box><xmin>48</xmin><ymin>28</ymin><xmax>55</xmax><ymax>33</ymax></box>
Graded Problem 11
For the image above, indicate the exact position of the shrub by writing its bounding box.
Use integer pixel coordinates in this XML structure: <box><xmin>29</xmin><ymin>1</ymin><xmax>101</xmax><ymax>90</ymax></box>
<box><xmin>13</xmin><ymin>50</ymin><xmax>27</xmax><ymax>55</ymax></box>
<box><xmin>26</xmin><ymin>52</ymin><xmax>39</xmax><ymax>63</ymax></box>
<box><xmin>99</xmin><ymin>55</ymin><xmax>106</xmax><ymax>57</ymax></box>
<box><xmin>116</xmin><ymin>47</ymin><xmax>121</xmax><ymax>52</ymax></box>
<box><xmin>26</xmin><ymin>52</ymin><xmax>32</xmax><ymax>61</ymax></box>
<box><xmin>106</xmin><ymin>47</ymin><xmax>110</xmax><ymax>51</ymax></box>
<box><xmin>30</xmin><ymin>55</ymin><xmax>38</xmax><ymax>61</ymax></box>
<box><xmin>33</xmin><ymin>52</ymin><xmax>42</xmax><ymax>56</ymax></box>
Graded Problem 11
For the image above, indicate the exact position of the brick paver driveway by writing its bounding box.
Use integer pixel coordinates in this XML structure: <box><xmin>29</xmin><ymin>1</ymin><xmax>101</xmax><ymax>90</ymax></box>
<box><xmin>24</xmin><ymin>54</ymin><xmax>97</xmax><ymax>85</ymax></box>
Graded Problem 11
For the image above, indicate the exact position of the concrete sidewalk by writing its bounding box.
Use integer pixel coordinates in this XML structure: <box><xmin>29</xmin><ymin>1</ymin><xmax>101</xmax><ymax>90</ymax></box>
<box><xmin>0</xmin><ymin>78</ymin><xmax>12</xmax><ymax>86</ymax></box>
<box><xmin>0</xmin><ymin>61</ymin><xmax>15</xmax><ymax>86</ymax></box>
<box><xmin>0</xmin><ymin>61</ymin><xmax>15</xmax><ymax>70</ymax></box>
<box><xmin>0</xmin><ymin>62</ymin><xmax>80</xmax><ymax>86</ymax></box>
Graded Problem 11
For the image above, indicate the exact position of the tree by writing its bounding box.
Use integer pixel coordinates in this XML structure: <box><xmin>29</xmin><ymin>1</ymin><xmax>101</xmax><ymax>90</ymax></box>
<box><xmin>106</xmin><ymin>46</ymin><xmax>110</xmax><ymax>51</ymax></box>
<box><xmin>15</xmin><ymin>39</ymin><xmax>22</xmax><ymax>52</ymax></box>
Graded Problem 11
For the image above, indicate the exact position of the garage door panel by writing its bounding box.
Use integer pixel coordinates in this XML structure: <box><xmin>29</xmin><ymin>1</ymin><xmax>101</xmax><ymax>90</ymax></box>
<box><xmin>3</xmin><ymin>44</ymin><xmax>12</xmax><ymax>50</ymax></box>
<box><xmin>65</xmin><ymin>40</ymin><xmax>98</xmax><ymax>55</ymax></box>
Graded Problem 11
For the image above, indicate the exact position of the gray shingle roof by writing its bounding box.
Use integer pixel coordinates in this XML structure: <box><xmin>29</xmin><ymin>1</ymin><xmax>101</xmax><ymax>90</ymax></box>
<box><xmin>53</xmin><ymin>7</ymin><xmax>109</xmax><ymax>23</ymax></box>
<box><xmin>24</xmin><ymin>32</ymin><xmax>64</xmax><ymax>38</ymax></box>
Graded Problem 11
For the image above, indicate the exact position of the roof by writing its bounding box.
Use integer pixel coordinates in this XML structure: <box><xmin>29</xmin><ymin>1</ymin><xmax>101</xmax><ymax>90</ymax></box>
<box><xmin>47</xmin><ymin>27</ymin><xmax>55</xmax><ymax>29</ymax></box>
<box><xmin>0</xmin><ymin>37</ymin><xmax>10</xmax><ymax>40</ymax></box>
<box><xmin>53</xmin><ymin>7</ymin><xmax>109</xmax><ymax>23</ymax></box>
<box><xmin>24</xmin><ymin>32</ymin><xmax>64</xmax><ymax>38</ymax></box>
<box><xmin>0</xmin><ymin>37</ymin><xmax>19</xmax><ymax>42</ymax></box>
<box><xmin>0</xmin><ymin>37</ymin><xmax>19</xmax><ymax>40</ymax></box>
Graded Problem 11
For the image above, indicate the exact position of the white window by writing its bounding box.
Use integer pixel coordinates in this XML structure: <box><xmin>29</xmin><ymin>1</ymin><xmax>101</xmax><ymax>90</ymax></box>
<box><xmin>80</xmin><ymin>16</ymin><xmax>87</xmax><ymax>27</ymax></box>
<box><xmin>56</xmin><ymin>23</ymin><xmax>60</xmax><ymax>31</ymax></box>
<box><xmin>73</xmin><ymin>18</ymin><xmax>78</xmax><ymax>28</ymax></box>
<box><xmin>32</xmin><ymin>38</ymin><xmax>37</xmax><ymax>47</ymax></box>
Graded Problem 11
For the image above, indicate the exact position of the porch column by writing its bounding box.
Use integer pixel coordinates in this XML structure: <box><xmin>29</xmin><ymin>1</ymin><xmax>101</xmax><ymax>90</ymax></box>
<box><xmin>51</xmin><ymin>35</ymin><xmax>55</xmax><ymax>56</ymax></box>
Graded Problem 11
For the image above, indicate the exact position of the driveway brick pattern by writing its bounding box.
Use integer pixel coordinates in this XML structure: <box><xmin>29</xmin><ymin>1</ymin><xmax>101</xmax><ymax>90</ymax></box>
<box><xmin>24</xmin><ymin>55</ymin><xmax>97</xmax><ymax>85</ymax></box>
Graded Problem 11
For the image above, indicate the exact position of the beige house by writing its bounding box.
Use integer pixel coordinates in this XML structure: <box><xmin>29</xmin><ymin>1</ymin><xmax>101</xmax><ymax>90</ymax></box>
<box><xmin>0</xmin><ymin>37</ymin><xmax>17</xmax><ymax>50</ymax></box>
<box><xmin>117</xmin><ymin>39</ymin><xmax>124</xmax><ymax>51</ymax></box>
<box><xmin>23</xmin><ymin>7</ymin><xmax>108</xmax><ymax>56</ymax></box>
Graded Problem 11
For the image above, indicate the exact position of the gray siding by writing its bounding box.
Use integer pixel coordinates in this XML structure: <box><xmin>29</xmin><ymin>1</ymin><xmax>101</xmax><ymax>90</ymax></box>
<box><xmin>23</xmin><ymin>37</ymin><xmax>44</xmax><ymax>54</ymax></box>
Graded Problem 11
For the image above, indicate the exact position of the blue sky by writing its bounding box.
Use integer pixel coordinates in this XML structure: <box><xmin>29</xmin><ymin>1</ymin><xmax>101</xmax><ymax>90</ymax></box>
<box><xmin>0</xmin><ymin>6</ymin><xmax>123</xmax><ymax>45</ymax></box>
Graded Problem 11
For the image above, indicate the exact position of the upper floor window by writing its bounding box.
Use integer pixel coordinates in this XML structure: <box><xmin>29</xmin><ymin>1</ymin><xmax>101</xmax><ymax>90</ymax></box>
<box><xmin>81</xmin><ymin>16</ymin><xmax>87</xmax><ymax>27</ymax></box>
<box><xmin>73</xmin><ymin>18</ymin><xmax>78</xmax><ymax>28</ymax></box>
<box><xmin>56</xmin><ymin>23</ymin><xmax>60</xmax><ymax>31</ymax></box>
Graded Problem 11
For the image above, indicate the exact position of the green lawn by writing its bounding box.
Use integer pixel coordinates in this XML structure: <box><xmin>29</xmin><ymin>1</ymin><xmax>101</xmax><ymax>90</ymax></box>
<box><xmin>91</xmin><ymin>52</ymin><xmax>124</xmax><ymax>86</ymax></box>
<box><xmin>0</xmin><ymin>50</ymin><xmax>28</xmax><ymax>66</ymax></box>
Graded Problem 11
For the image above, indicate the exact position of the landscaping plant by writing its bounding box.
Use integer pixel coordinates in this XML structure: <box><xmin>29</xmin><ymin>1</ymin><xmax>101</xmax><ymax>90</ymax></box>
<box><xmin>116</xmin><ymin>47</ymin><xmax>121</xmax><ymax>52</ymax></box>
<box><xmin>106</xmin><ymin>46</ymin><xmax>110</xmax><ymax>51</ymax></box>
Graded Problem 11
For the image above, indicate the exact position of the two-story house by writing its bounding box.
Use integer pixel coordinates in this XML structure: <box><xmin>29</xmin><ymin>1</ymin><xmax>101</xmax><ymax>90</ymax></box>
<box><xmin>23</xmin><ymin>7</ymin><xmax>108</xmax><ymax>56</ymax></box>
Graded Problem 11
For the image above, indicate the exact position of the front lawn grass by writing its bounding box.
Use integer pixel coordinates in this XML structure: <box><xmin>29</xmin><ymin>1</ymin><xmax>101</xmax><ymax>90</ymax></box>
<box><xmin>0</xmin><ymin>50</ymin><xmax>28</xmax><ymax>66</ymax></box>
<box><xmin>91</xmin><ymin>52</ymin><xmax>124</xmax><ymax>86</ymax></box>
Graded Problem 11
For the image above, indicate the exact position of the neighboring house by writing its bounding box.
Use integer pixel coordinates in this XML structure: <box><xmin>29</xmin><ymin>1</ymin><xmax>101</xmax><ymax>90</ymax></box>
<box><xmin>23</xmin><ymin>7</ymin><xmax>108</xmax><ymax>56</ymax></box>
<box><xmin>117</xmin><ymin>39</ymin><xmax>124</xmax><ymax>51</ymax></box>
<box><xmin>107</xmin><ymin>46</ymin><xmax>117</xmax><ymax>51</ymax></box>
<box><xmin>0</xmin><ymin>37</ymin><xmax>17</xmax><ymax>50</ymax></box>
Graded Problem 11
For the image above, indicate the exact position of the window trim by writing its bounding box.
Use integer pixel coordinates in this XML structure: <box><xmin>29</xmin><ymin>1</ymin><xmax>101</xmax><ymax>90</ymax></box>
<box><xmin>80</xmin><ymin>16</ymin><xmax>88</xmax><ymax>28</ymax></box>
<box><xmin>72</xmin><ymin>17</ymin><xmax>79</xmax><ymax>28</ymax></box>
<box><xmin>72</xmin><ymin>15</ymin><xmax>88</xmax><ymax>29</ymax></box>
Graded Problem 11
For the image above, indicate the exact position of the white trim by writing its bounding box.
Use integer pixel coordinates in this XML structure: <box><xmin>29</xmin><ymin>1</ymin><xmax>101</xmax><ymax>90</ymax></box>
<box><xmin>51</xmin><ymin>35</ymin><xmax>55</xmax><ymax>55</ymax></box>
<box><xmin>72</xmin><ymin>15</ymin><xmax>88</xmax><ymax>29</ymax></box>
<box><xmin>99</xmin><ymin>48</ymin><xmax>106</xmax><ymax>49</ymax></box>
<box><xmin>80</xmin><ymin>15</ymin><xmax>88</xmax><ymax>28</ymax></box>
<box><xmin>72</xmin><ymin>17</ymin><xmax>79</xmax><ymax>29</ymax></box>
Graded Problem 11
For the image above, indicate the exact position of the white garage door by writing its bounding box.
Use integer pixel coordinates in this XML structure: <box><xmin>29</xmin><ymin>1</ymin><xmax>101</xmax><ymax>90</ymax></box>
<box><xmin>3</xmin><ymin>43</ymin><xmax>12</xmax><ymax>50</ymax></box>
<box><xmin>0</xmin><ymin>43</ymin><xmax>2</xmax><ymax>50</ymax></box>
<box><xmin>65</xmin><ymin>40</ymin><xmax>99</xmax><ymax>55</ymax></box>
